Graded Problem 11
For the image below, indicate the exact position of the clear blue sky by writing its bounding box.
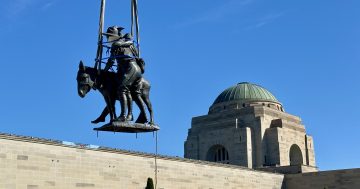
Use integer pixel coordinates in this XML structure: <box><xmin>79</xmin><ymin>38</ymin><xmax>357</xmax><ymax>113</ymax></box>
<box><xmin>0</xmin><ymin>0</ymin><xmax>359</xmax><ymax>171</ymax></box>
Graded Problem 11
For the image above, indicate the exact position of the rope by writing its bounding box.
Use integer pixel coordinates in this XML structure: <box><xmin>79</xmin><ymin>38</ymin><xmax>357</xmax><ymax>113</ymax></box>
<box><xmin>101</xmin><ymin>54</ymin><xmax>136</xmax><ymax>60</ymax></box>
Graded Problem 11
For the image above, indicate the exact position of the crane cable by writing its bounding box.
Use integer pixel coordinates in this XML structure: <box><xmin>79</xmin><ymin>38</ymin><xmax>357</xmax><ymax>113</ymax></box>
<box><xmin>95</xmin><ymin>1</ymin><xmax>155</xmax><ymax>185</ymax></box>
<box><xmin>154</xmin><ymin>131</ymin><xmax>158</xmax><ymax>189</ymax></box>
<box><xmin>132</xmin><ymin>2</ymin><xmax>159</xmax><ymax>187</ymax></box>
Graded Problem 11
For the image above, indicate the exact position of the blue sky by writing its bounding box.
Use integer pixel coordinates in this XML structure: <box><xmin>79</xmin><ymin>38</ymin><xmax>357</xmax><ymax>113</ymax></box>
<box><xmin>0</xmin><ymin>0</ymin><xmax>359</xmax><ymax>171</ymax></box>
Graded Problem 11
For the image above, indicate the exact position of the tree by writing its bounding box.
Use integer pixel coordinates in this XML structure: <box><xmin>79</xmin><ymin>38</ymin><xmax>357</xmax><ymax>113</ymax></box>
<box><xmin>145</xmin><ymin>177</ymin><xmax>154</xmax><ymax>189</ymax></box>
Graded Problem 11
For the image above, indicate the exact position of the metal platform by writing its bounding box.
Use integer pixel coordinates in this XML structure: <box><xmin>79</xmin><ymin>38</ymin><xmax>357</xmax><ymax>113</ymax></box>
<box><xmin>93</xmin><ymin>121</ymin><xmax>160</xmax><ymax>133</ymax></box>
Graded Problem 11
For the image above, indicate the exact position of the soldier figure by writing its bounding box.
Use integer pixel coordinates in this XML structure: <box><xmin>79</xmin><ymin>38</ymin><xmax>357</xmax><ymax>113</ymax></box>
<box><xmin>103</xmin><ymin>26</ymin><xmax>148</xmax><ymax>123</ymax></box>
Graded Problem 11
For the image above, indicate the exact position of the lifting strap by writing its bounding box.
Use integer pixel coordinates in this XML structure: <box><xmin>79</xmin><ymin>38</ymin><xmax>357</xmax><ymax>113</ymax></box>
<box><xmin>96</xmin><ymin>0</ymin><xmax>140</xmax><ymax>72</ymax></box>
<box><xmin>95</xmin><ymin>0</ymin><xmax>106</xmax><ymax>74</ymax></box>
<box><xmin>131</xmin><ymin>0</ymin><xmax>140</xmax><ymax>57</ymax></box>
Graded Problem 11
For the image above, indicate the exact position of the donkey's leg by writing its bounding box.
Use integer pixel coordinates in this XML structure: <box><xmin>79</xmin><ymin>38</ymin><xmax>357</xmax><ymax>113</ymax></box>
<box><xmin>92</xmin><ymin>94</ymin><xmax>112</xmax><ymax>124</ymax></box>
<box><xmin>91</xmin><ymin>107</ymin><xmax>108</xmax><ymax>124</ymax></box>
<box><xmin>133</xmin><ymin>93</ymin><xmax>148</xmax><ymax>124</ymax></box>
<box><xmin>142</xmin><ymin>89</ymin><xmax>154</xmax><ymax>124</ymax></box>
<box><xmin>103</xmin><ymin>95</ymin><xmax>116</xmax><ymax>123</ymax></box>
<box><xmin>141</xmin><ymin>79</ymin><xmax>154</xmax><ymax>124</ymax></box>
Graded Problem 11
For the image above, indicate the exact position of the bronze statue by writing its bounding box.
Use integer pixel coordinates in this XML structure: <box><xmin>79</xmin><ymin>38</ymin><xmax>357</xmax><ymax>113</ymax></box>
<box><xmin>76</xmin><ymin>61</ymin><xmax>154</xmax><ymax>124</ymax></box>
<box><xmin>103</xmin><ymin>26</ymin><xmax>149</xmax><ymax>123</ymax></box>
<box><xmin>77</xmin><ymin>0</ymin><xmax>158</xmax><ymax>133</ymax></box>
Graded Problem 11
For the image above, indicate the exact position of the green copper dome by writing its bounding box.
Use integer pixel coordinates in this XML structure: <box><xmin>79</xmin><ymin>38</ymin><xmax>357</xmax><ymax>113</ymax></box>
<box><xmin>213</xmin><ymin>82</ymin><xmax>279</xmax><ymax>105</ymax></box>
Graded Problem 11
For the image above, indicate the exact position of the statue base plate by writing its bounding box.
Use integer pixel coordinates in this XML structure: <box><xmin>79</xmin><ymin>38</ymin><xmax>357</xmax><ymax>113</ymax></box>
<box><xmin>93</xmin><ymin>121</ymin><xmax>160</xmax><ymax>133</ymax></box>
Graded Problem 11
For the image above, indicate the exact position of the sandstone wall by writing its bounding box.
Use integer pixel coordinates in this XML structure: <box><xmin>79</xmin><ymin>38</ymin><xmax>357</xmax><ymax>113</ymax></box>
<box><xmin>284</xmin><ymin>168</ymin><xmax>360</xmax><ymax>189</ymax></box>
<box><xmin>0</xmin><ymin>134</ymin><xmax>284</xmax><ymax>189</ymax></box>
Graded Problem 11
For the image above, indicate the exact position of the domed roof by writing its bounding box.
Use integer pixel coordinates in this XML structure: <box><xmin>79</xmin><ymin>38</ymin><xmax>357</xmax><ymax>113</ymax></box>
<box><xmin>213</xmin><ymin>82</ymin><xmax>279</xmax><ymax>105</ymax></box>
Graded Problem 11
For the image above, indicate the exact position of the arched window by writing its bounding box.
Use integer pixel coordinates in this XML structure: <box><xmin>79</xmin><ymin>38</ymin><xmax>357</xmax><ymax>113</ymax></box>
<box><xmin>289</xmin><ymin>144</ymin><xmax>303</xmax><ymax>165</ymax></box>
<box><xmin>207</xmin><ymin>145</ymin><xmax>229</xmax><ymax>164</ymax></box>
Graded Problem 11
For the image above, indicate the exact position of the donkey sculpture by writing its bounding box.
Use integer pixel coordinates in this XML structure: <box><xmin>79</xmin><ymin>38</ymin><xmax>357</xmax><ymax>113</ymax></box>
<box><xmin>76</xmin><ymin>61</ymin><xmax>154</xmax><ymax>124</ymax></box>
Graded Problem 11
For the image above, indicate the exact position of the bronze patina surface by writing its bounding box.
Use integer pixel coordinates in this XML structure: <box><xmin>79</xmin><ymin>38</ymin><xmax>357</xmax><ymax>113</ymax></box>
<box><xmin>94</xmin><ymin>121</ymin><xmax>159</xmax><ymax>133</ymax></box>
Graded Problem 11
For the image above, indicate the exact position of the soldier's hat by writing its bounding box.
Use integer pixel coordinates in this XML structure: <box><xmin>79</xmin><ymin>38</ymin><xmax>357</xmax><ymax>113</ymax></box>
<box><xmin>103</xmin><ymin>26</ymin><xmax>124</xmax><ymax>37</ymax></box>
<box><xmin>123</xmin><ymin>33</ymin><xmax>133</xmax><ymax>41</ymax></box>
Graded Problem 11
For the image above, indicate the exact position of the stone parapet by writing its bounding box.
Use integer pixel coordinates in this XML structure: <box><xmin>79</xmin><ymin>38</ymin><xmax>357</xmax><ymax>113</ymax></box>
<box><xmin>284</xmin><ymin>168</ymin><xmax>360</xmax><ymax>189</ymax></box>
<box><xmin>0</xmin><ymin>132</ymin><xmax>284</xmax><ymax>189</ymax></box>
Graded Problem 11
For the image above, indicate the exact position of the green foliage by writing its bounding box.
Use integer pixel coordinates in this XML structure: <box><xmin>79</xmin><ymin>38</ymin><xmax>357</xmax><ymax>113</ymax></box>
<box><xmin>145</xmin><ymin>177</ymin><xmax>154</xmax><ymax>189</ymax></box>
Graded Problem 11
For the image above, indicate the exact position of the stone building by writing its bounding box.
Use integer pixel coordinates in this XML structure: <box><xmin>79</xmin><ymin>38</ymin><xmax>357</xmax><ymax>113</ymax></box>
<box><xmin>2</xmin><ymin>132</ymin><xmax>359</xmax><ymax>189</ymax></box>
<box><xmin>185</xmin><ymin>82</ymin><xmax>317</xmax><ymax>173</ymax></box>
<box><xmin>1</xmin><ymin>82</ymin><xmax>360</xmax><ymax>188</ymax></box>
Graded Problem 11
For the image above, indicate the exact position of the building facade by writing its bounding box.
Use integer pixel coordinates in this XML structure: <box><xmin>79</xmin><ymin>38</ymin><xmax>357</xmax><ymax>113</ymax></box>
<box><xmin>185</xmin><ymin>82</ymin><xmax>317</xmax><ymax>173</ymax></box>
<box><xmin>1</xmin><ymin>82</ymin><xmax>360</xmax><ymax>188</ymax></box>
<box><xmin>1</xmin><ymin>132</ymin><xmax>360</xmax><ymax>189</ymax></box>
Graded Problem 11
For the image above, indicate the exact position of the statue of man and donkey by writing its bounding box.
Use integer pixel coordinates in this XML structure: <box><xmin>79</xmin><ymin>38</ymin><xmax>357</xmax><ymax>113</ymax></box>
<box><xmin>77</xmin><ymin>26</ymin><xmax>154</xmax><ymax>127</ymax></box>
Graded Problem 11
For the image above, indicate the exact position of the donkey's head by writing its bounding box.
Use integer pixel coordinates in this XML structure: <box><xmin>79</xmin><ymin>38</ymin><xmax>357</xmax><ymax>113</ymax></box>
<box><xmin>76</xmin><ymin>61</ymin><xmax>96</xmax><ymax>98</ymax></box>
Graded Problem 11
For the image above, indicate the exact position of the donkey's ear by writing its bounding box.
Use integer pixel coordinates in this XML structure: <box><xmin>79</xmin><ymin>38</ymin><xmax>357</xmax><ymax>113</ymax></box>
<box><xmin>79</xmin><ymin>61</ymin><xmax>85</xmax><ymax>71</ymax></box>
